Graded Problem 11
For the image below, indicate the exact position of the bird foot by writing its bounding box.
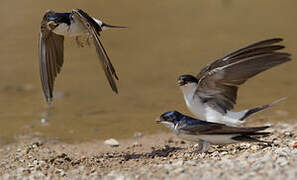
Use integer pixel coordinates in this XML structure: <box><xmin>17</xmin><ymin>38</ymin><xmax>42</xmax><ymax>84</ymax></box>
<box><xmin>75</xmin><ymin>36</ymin><xmax>84</xmax><ymax>47</ymax></box>
<box><xmin>86</xmin><ymin>35</ymin><xmax>92</xmax><ymax>47</ymax></box>
<box><xmin>194</xmin><ymin>140</ymin><xmax>210</xmax><ymax>153</ymax></box>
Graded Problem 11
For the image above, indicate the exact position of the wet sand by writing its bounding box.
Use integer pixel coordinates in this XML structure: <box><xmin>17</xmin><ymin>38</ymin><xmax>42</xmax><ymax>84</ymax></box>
<box><xmin>0</xmin><ymin>122</ymin><xmax>296</xmax><ymax>179</ymax></box>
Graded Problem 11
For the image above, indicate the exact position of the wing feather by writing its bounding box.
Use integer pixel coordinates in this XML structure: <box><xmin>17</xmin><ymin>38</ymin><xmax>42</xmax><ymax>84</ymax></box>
<box><xmin>196</xmin><ymin>38</ymin><xmax>284</xmax><ymax>79</ymax></box>
<box><xmin>72</xmin><ymin>9</ymin><xmax>119</xmax><ymax>94</ymax></box>
<box><xmin>177</xmin><ymin>120</ymin><xmax>269</xmax><ymax>135</ymax></box>
<box><xmin>39</xmin><ymin>10</ymin><xmax>64</xmax><ymax>104</ymax></box>
<box><xmin>195</xmin><ymin>39</ymin><xmax>291</xmax><ymax>113</ymax></box>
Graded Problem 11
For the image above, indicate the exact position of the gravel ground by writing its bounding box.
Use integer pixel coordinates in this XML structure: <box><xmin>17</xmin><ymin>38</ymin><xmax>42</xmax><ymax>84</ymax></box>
<box><xmin>0</xmin><ymin>122</ymin><xmax>296</xmax><ymax>180</ymax></box>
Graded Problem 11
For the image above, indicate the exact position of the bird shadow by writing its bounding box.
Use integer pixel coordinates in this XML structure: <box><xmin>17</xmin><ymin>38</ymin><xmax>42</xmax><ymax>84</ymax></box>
<box><xmin>97</xmin><ymin>145</ymin><xmax>184</xmax><ymax>161</ymax></box>
<box><xmin>127</xmin><ymin>145</ymin><xmax>183</xmax><ymax>160</ymax></box>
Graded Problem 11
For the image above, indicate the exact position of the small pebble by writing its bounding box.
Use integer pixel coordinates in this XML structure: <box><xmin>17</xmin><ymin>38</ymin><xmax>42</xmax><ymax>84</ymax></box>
<box><xmin>251</xmin><ymin>145</ymin><xmax>259</xmax><ymax>151</ymax></box>
<box><xmin>104</xmin><ymin>138</ymin><xmax>120</xmax><ymax>147</ymax></box>
<box><xmin>40</xmin><ymin>118</ymin><xmax>49</xmax><ymax>125</ymax></box>
<box><xmin>221</xmin><ymin>151</ymin><xmax>228</xmax><ymax>155</ymax></box>
<box><xmin>284</xmin><ymin>131</ymin><xmax>293</xmax><ymax>137</ymax></box>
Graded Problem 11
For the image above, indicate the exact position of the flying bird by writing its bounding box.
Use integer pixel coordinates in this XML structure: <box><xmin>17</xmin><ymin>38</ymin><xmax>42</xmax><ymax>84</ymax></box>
<box><xmin>177</xmin><ymin>38</ymin><xmax>291</xmax><ymax>126</ymax></box>
<box><xmin>39</xmin><ymin>9</ymin><xmax>126</xmax><ymax>104</ymax></box>
<box><xmin>157</xmin><ymin>111</ymin><xmax>270</xmax><ymax>153</ymax></box>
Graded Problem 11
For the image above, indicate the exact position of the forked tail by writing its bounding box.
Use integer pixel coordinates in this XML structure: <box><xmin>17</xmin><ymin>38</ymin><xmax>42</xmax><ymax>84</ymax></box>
<box><xmin>239</xmin><ymin>97</ymin><xmax>286</xmax><ymax>121</ymax></box>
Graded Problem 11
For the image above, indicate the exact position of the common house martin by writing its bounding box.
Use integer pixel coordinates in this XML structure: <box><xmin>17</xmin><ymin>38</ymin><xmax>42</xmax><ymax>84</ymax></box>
<box><xmin>39</xmin><ymin>9</ymin><xmax>126</xmax><ymax>104</ymax></box>
<box><xmin>157</xmin><ymin>110</ymin><xmax>270</xmax><ymax>153</ymax></box>
<box><xmin>177</xmin><ymin>38</ymin><xmax>291</xmax><ymax>126</ymax></box>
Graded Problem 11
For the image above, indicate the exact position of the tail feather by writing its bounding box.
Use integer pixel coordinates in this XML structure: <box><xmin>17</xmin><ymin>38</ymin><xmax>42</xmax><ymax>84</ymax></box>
<box><xmin>239</xmin><ymin>97</ymin><xmax>286</xmax><ymax>121</ymax></box>
<box><xmin>102</xmin><ymin>23</ymin><xmax>127</xmax><ymax>29</ymax></box>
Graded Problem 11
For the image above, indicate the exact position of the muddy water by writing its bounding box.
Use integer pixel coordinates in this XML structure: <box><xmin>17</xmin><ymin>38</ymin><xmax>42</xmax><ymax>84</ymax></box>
<box><xmin>0</xmin><ymin>0</ymin><xmax>296</xmax><ymax>143</ymax></box>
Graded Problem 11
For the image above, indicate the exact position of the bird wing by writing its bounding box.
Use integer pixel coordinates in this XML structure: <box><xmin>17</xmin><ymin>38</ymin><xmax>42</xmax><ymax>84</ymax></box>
<box><xmin>194</xmin><ymin>38</ymin><xmax>291</xmax><ymax>114</ymax></box>
<box><xmin>39</xmin><ymin>10</ymin><xmax>64</xmax><ymax>104</ymax></box>
<box><xmin>72</xmin><ymin>9</ymin><xmax>119</xmax><ymax>94</ymax></box>
<box><xmin>177</xmin><ymin>120</ymin><xmax>269</xmax><ymax>135</ymax></box>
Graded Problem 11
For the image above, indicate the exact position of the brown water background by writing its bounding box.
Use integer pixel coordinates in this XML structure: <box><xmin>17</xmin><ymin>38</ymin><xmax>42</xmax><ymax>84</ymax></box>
<box><xmin>0</xmin><ymin>0</ymin><xmax>296</xmax><ymax>143</ymax></box>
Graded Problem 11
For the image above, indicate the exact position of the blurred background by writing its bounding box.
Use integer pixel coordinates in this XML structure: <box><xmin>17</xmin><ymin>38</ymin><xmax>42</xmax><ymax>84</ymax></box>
<box><xmin>0</xmin><ymin>0</ymin><xmax>296</xmax><ymax>143</ymax></box>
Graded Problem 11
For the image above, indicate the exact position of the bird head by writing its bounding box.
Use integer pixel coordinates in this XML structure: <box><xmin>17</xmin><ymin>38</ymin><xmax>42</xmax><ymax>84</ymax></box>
<box><xmin>47</xmin><ymin>13</ymin><xmax>71</xmax><ymax>30</ymax></box>
<box><xmin>177</xmin><ymin>74</ymin><xmax>199</xmax><ymax>95</ymax></box>
<box><xmin>177</xmin><ymin>74</ymin><xmax>198</xmax><ymax>86</ymax></box>
<box><xmin>156</xmin><ymin>111</ymin><xmax>183</xmax><ymax>129</ymax></box>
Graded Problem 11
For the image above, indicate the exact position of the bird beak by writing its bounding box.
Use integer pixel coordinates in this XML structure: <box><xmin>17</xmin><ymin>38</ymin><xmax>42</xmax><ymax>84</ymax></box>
<box><xmin>177</xmin><ymin>80</ymin><xmax>185</xmax><ymax>86</ymax></box>
<box><xmin>101</xmin><ymin>23</ymin><xmax>127</xmax><ymax>30</ymax></box>
<box><xmin>155</xmin><ymin>117</ymin><xmax>162</xmax><ymax>123</ymax></box>
<box><xmin>47</xmin><ymin>21</ymin><xmax>58</xmax><ymax>30</ymax></box>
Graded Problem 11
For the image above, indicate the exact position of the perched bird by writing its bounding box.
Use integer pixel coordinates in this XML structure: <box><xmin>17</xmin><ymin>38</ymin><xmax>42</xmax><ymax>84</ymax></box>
<box><xmin>39</xmin><ymin>9</ymin><xmax>126</xmax><ymax>104</ymax></box>
<box><xmin>177</xmin><ymin>38</ymin><xmax>291</xmax><ymax>126</ymax></box>
<box><xmin>156</xmin><ymin>110</ymin><xmax>270</xmax><ymax>153</ymax></box>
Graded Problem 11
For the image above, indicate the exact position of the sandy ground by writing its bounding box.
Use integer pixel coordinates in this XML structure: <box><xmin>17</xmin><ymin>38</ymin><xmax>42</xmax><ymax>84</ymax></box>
<box><xmin>0</xmin><ymin>122</ymin><xmax>296</xmax><ymax>180</ymax></box>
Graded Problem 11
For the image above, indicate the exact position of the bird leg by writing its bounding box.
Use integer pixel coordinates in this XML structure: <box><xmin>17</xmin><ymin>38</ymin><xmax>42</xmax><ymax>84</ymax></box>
<box><xmin>75</xmin><ymin>36</ymin><xmax>84</xmax><ymax>47</ymax></box>
<box><xmin>195</xmin><ymin>140</ymin><xmax>210</xmax><ymax>153</ymax></box>
<box><xmin>86</xmin><ymin>34</ymin><xmax>92</xmax><ymax>47</ymax></box>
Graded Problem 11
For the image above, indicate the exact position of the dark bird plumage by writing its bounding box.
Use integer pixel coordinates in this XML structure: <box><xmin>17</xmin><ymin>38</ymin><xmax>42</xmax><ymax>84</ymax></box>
<box><xmin>157</xmin><ymin>110</ymin><xmax>271</xmax><ymax>152</ymax></box>
<box><xmin>39</xmin><ymin>9</ymin><xmax>124</xmax><ymax>104</ymax></box>
<box><xmin>178</xmin><ymin>38</ymin><xmax>291</xmax><ymax>126</ymax></box>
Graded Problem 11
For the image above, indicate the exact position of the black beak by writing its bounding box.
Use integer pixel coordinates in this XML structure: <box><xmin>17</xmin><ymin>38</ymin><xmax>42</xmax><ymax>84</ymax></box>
<box><xmin>156</xmin><ymin>117</ymin><xmax>162</xmax><ymax>123</ymax></box>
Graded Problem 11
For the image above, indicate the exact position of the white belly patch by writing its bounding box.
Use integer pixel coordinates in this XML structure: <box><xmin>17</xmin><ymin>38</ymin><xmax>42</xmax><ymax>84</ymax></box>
<box><xmin>185</xmin><ymin>94</ymin><xmax>206</xmax><ymax>119</ymax></box>
<box><xmin>53</xmin><ymin>22</ymin><xmax>87</xmax><ymax>36</ymax></box>
<box><xmin>186</xmin><ymin>96</ymin><xmax>245</xmax><ymax>126</ymax></box>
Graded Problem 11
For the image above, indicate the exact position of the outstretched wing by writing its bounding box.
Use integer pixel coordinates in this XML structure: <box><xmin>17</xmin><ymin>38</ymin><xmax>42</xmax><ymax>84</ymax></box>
<box><xmin>72</xmin><ymin>9</ymin><xmax>119</xmax><ymax>94</ymax></box>
<box><xmin>39</xmin><ymin>10</ymin><xmax>64</xmax><ymax>104</ymax></box>
<box><xmin>195</xmin><ymin>38</ymin><xmax>291</xmax><ymax>114</ymax></box>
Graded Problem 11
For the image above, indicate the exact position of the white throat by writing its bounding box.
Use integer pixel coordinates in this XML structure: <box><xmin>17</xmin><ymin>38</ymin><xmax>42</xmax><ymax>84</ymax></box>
<box><xmin>180</xmin><ymin>83</ymin><xmax>206</xmax><ymax>119</ymax></box>
<box><xmin>180</xmin><ymin>83</ymin><xmax>198</xmax><ymax>98</ymax></box>
<box><xmin>161</xmin><ymin>122</ymin><xmax>175</xmax><ymax>131</ymax></box>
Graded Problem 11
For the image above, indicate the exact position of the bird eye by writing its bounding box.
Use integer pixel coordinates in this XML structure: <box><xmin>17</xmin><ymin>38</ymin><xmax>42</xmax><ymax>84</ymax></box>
<box><xmin>165</xmin><ymin>116</ymin><xmax>174</xmax><ymax>122</ymax></box>
<box><xmin>162</xmin><ymin>116</ymin><xmax>169</xmax><ymax>121</ymax></box>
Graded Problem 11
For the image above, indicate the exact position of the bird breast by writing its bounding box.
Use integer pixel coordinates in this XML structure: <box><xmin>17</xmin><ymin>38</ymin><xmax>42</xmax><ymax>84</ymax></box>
<box><xmin>52</xmin><ymin>21</ymin><xmax>87</xmax><ymax>37</ymax></box>
<box><xmin>184</xmin><ymin>94</ymin><xmax>206</xmax><ymax>119</ymax></box>
<box><xmin>177</xmin><ymin>133</ymin><xmax>238</xmax><ymax>144</ymax></box>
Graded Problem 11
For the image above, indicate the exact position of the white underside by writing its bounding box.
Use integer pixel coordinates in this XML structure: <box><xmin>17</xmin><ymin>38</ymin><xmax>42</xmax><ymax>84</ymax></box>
<box><xmin>180</xmin><ymin>83</ymin><xmax>247</xmax><ymax>126</ymax></box>
<box><xmin>53</xmin><ymin>21</ymin><xmax>87</xmax><ymax>36</ymax></box>
<box><xmin>177</xmin><ymin>133</ymin><xmax>238</xmax><ymax>144</ymax></box>
<box><xmin>52</xmin><ymin>17</ymin><xmax>104</xmax><ymax>37</ymax></box>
